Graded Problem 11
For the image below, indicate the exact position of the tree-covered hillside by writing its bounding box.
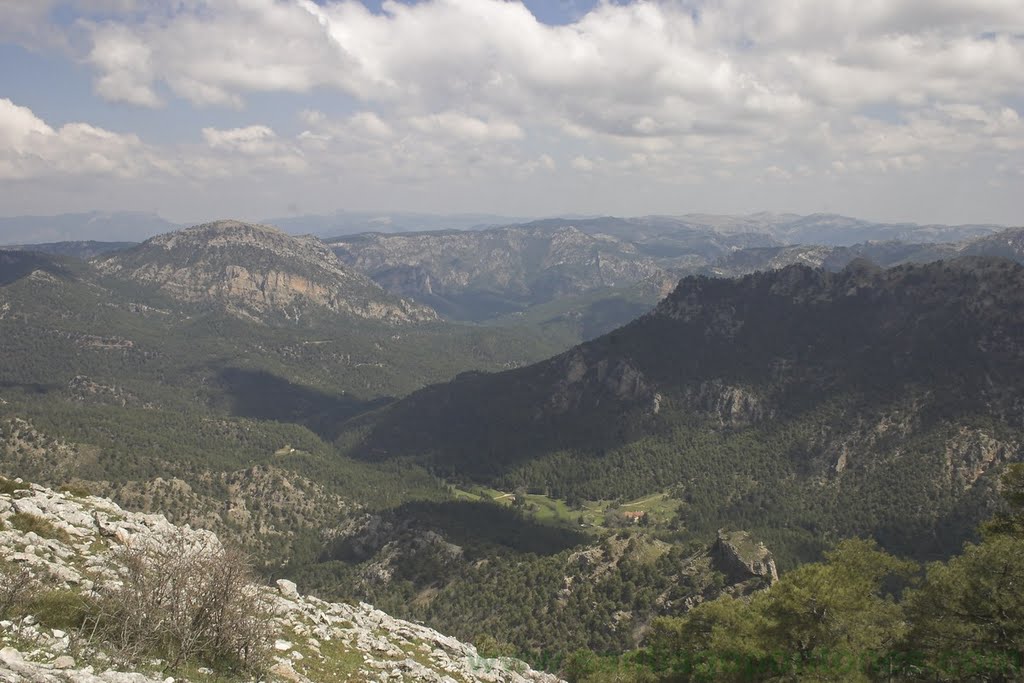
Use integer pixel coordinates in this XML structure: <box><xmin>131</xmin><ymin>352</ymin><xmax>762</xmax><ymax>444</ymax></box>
<box><xmin>567</xmin><ymin>464</ymin><xmax>1024</xmax><ymax>682</ymax></box>
<box><xmin>341</xmin><ymin>257</ymin><xmax>1024</xmax><ymax>564</ymax></box>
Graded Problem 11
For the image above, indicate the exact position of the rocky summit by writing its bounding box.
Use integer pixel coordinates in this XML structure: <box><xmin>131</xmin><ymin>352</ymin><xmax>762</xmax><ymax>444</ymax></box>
<box><xmin>0</xmin><ymin>480</ymin><xmax>561</xmax><ymax>683</ymax></box>
<box><xmin>93</xmin><ymin>220</ymin><xmax>437</xmax><ymax>324</ymax></box>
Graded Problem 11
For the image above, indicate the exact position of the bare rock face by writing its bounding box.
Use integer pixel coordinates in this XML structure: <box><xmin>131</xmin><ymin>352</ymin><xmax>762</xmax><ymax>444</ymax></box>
<box><xmin>93</xmin><ymin>221</ymin><xmax>436</xmax><ymax>324</ymax></box>
<box><xmin>0</xmin><ymin>481</ymin><xmax>561</xmax><ymax>683</ymax></box>
<box><xmin>680</xmin><ymin>380</ymin><xmax>770</xmax><ymax>427</ymax></box>
<box><xmin>712</xmin><ymin>529</ymin><xmax>779</xmax><ymax>590</ymax></box>
<box><xmin>546</xmin><ymin>350</ymin><xmax>654</xmax><ymax>416</ymax></box>
<box><xmin>945</xmin><ymin>428</ymin><xmax>1019</xmax><ymax>489</ymax></box>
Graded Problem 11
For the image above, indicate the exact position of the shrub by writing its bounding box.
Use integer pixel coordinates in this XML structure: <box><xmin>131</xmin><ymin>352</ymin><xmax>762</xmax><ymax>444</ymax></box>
<box><xmin>98</xmin><ymin>529</ymin><xmax>271</xmax><ymax>675</ymax></box>
<box><xmin>59</xmin><ymin>483</ymin><xmax>93</xmax><ymax>498</ymax></box>
<box><xmin>0</xmin><ymin>559</ymin><xmax>37</xmax><ymax>620</ymax></box>
<box><xmin>0</xmin><ymin>477</ymin><xmax>29</xmax><ymax>495</ymax></box>
<box><xmin>28</xmin><ymin>589</ymin><xmax>97</xmax><ymax>630</ymax></box>
<box><xmin>8</xmin><ymin>512</ymin><xmax>71</xmax><ymax>543</ymax></box>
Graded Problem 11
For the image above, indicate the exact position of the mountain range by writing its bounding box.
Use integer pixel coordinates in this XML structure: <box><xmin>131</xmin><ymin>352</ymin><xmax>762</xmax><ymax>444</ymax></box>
<box><xmin>0</xmin><ymin>211</ymin><xmax>177</xmax><ymax>245</ymax></box>
<box><xmin>0</xmin><ymin>220</ymin><xmax>572</xmax><ymax>431</ymax></box>
<box><xmin>0</xmin><ymin>209</ymin><xmax>1005</xmax><ymax>246</ymax></box>
<box><xmin>327</xmin><ymin>219</ymin><xmax>1024</xmax><ymax>344</ymax></box>
<box><xmin>3</xmin><ymin>214</ymin><xmax>1024</xmax><ymax>672</ymax></box>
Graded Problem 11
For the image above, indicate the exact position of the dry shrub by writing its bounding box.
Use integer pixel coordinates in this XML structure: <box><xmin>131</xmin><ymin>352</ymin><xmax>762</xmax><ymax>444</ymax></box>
<box><xmin>99</xmin><ymin>529</ymin><xmax>271</xmax><ymax>674</ymax></box>
<box><xmin>0</xmin><ymin>558</ymin><xmax>37</xmax><ymax>620</ymax></box>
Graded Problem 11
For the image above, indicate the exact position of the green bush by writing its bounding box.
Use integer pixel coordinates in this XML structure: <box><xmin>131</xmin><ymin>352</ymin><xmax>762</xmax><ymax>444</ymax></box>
<box><xmin>27</xmin><ymin>589</ymin><xmax>98</xmax><ymax>630</ymax></box>
<box><xmin>8</xmin><ymin>512</ymin><xmax>71</xmax><ymax>543</ymax></box>
<box><xmin>59</xmin><ymin>483</ymin><xmax>93</xmax><ymax>498</ymax></box>
<box><xmin>0</xmin><ymin>477</ymin><xmax>29</xmax><ymax>495</ymax></box>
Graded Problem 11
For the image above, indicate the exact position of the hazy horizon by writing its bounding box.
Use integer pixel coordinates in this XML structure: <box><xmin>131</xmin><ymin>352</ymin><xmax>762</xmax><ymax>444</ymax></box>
<box><xmin>2</xmin><ymin>1</ymin><xmax>1022</xmax><ymax>226</ymax></box>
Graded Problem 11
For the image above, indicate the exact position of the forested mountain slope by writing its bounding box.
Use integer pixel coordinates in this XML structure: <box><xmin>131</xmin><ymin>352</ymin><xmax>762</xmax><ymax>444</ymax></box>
<box><xmin>0</xmin><ymin>228</ymin><xmax>576</xmax><ymax>567</ymax></box>
<box><xmin>343</xmin><ymin>257</ymin><xmax>1024</xmax><ymax>563</ymax></box>
<box><xmin>328</xmin><ymin>224</ymin><xmax>670</xmax><ymax>321</ymax></box>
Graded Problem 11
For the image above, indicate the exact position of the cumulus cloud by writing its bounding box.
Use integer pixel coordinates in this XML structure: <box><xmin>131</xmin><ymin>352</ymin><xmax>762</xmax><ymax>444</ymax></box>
<box><xmin>197</xmin><ymin>125</ymin><xmax>307</xmax><ymax>174</ymax></box>
<box><xmin>87</xmin><ymin>23</ymin><xmax>162</xmax><ymax>107</ymax></box>
<box><xmin>203</xmin><ymin>125</ymin><xmax>280</xmax><ymax>154</ymax></box>
<box><xmin>0</xmin><ymin>98</ymin><xmax>164</xmax><ymax>180</ymax></box>
<box><xmin>1</xmin><ymin>0</ymin><xmax>1023</xmax><ymax>222</ymax></box>
<box><xmin>68</xmin><ymin>1</ymin><xmax>1022</xmax><ymax>164</ymax></box>
<box><xmin>407</xmin><ymin>112</ymin><xmax>524</xmax><ymax>142</ymax></box>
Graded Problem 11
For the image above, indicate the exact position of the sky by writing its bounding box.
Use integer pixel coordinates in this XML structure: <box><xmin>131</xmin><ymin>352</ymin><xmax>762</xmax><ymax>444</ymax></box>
<box><xmin>0</xmin><ymin>0</ymin><xmax>1022</xmax><ymax>226</ymax></box>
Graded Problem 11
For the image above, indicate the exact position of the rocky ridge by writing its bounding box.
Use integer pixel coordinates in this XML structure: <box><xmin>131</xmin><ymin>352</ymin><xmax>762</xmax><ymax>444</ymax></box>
<box><xmin>0</xmin><ymin>480</ymin><xmax>561</xmax><ymax>683</ymax></box>
<box><xmin>93</xmin><ymin>221</ymin><xmax>436</xmax><ymax>324</ymax></box>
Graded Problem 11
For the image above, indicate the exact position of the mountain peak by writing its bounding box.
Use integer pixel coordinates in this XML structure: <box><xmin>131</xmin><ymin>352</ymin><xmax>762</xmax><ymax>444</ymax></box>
<box><xmin>151</xmin><ymin>219</ymin><xmax>301</xmax><ymax>249</ymax></box>
<box><xmin>95</xmin><ymin>221</ymin><xmax>437</xmax><ymax>324</ymax></box>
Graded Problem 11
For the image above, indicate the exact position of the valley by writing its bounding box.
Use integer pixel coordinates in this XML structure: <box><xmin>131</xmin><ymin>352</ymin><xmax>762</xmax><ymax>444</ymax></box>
<box><xmin>2</xmin><ymin>214</ymin><xmax>1024</xmax><ymax>681</ymax></box>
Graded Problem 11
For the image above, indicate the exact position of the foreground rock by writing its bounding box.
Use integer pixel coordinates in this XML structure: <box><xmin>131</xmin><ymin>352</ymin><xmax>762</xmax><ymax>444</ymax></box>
<box><xmin>0</xmin><ymin>480</ymin><xmax>561</xmax><ymax>683</ymax></box>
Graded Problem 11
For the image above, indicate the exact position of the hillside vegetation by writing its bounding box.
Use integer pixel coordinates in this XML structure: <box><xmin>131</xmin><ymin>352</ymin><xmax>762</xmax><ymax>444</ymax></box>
<box><xmin>342</xmin><ymin>257</ymin><xmax>1024</xmax><ymax>564</ymax></box>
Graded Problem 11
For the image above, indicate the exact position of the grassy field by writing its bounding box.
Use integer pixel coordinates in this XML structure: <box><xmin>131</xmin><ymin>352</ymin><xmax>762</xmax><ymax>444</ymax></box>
<box><xmin>449</xmin><ymin>485</ymin><xmax>683</xmax><ymax>532</ymax></box>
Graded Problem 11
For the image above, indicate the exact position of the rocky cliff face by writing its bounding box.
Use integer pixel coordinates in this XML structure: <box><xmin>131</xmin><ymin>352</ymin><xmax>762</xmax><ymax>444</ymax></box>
<box><xmin>0</xmin><ymin>480</ymin><xmax>561</xmax><ymax>683</ymax></box>
<box><xmin>712</xmin><ymin>530</ymin><xmax>779</xmax><ymax>592</ymax></box>
<box><xmin>93</xmin><ymin>221</ymin><xmax>436</xmax><ymax>324</ymax></box>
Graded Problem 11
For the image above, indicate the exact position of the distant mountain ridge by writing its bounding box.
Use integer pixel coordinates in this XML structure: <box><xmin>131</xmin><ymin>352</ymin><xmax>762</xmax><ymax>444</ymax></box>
<box><xmin>649</xmin><ymin>212</ymin><xmax>1004</xmax><ymax>245</ymax></box>
<box><xmin>6</xmin><ymin>240</ymin><xmax>136</xmax><ymax>260</ymax></box>
<box><xmin>508</xmin><ymin>213</ymin><xmax>1002</xmax><ymax>246</ymax></box>
<box><xmin>266</xmin><ymin>210</ymin><xmax>532</xmax><ymax>236</ymax></box>
<box><xmin>93</xmin><ymin>220</ymin><xmax>437</xmax><ymax>324</ymax></box>
<box><xmin>326</xmin><ymin>216</ymin><xmax>1015</xmax><ymax>329</ymax></box>
<box><xmin>1</xmin><ymin>209</ymin><xmax>1004</xmax><ymax>246</ymax></box>
<box><xmin>0</xmin><ymin>211</ymin><xmax>177</xmax><ymax>245</ymax></box>
<box><xmin>707</xmin><ymin>227</ymin><xmax>1024</xmax><ymax>276</ymax></box>
<box><xmin>329</xmin><ymin>224</ymin><xmax>670</xmax><ymax>320</ymax></box>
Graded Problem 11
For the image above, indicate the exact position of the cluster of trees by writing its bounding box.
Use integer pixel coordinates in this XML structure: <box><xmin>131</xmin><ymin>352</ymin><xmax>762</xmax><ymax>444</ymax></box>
<box><xmin>292</xmin><ymin>506</ymin><xmax>724</xmax><ymax>663</ymax></box>
<box><xmin>482</xmin><ymin>400</ymin><xmax>996</xmax><ymax>568</ymax></box>
<box><xmin>567</xmin><ymin>465</ymin><xmax>1024</xmax><ymax>682</ymax></box>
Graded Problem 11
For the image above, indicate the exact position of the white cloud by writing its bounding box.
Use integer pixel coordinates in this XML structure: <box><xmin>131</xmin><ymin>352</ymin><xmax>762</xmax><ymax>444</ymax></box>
<box><xmin>407</xmin><ymin>112</ymin><xmax>524</xmax><ymax>142</ymax></box>
<box><xmin>0</xmin><ymin>98</ymin><xmax>162</xmax><ymax>180</ymax></box>
<box><xmin>87</xmin><ymin>23</ymin><xmax>162</xmax><ymax>107</ymax></box>
<box><xmin>69</xmin><ymin>0</ymin><xmax>1023</xmax><ymax>156</ymax></box>
<box><xmin>198</xmin><ymin>124</ymin><xmax>307</xmax><ymax>174</ymax></box>
<box><xmin>571</xmin><ymin>155</ymin><xmax>596</xmax><ymax>172</ymax></box>
<box><xmin>203</xmin><ymin>125</ymin><xmax>279</xmax><ymax>154</ymax></box>
<box><xmin>1</xmin><ymin>1</ymin><xmax>1023</xmax><ymax>223</ymax></box>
